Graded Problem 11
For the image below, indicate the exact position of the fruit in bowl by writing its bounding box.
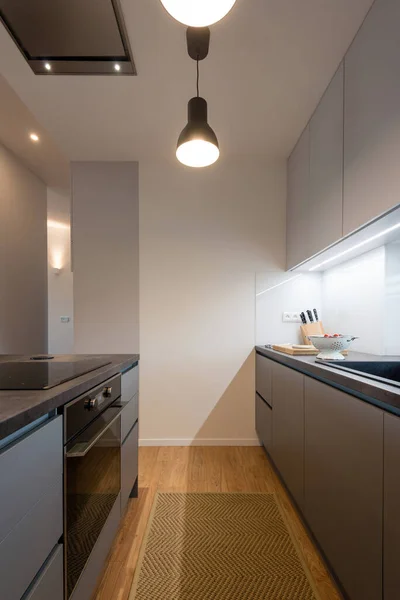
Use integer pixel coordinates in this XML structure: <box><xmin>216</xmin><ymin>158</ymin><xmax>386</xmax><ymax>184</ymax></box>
<box><xmin>307</xmin><ymin>334</ymin><xmax>358</xmax><ymax>361</ymax></box>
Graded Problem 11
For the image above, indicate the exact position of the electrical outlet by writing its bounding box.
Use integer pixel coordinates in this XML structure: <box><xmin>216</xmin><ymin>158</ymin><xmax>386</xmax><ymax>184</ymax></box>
<box><xmin>282</xmin><ymin>312</ymin><xmax>302</xmax><ymax>323</ymax></box>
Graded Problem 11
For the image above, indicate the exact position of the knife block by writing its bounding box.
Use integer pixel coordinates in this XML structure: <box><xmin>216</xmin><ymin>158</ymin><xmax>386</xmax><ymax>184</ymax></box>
<box><xmin>300</xmin><ymin>321</ymin><xmax>325</xmax><ymax>345</ymax></box>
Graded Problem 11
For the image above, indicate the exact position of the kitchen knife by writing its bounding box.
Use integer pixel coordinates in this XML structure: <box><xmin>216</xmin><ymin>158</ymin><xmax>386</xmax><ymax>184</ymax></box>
<box><xmin>300</xmin><ymin>312</ymin><xmax>307</xmax><ymax>325</ymax></box>
<box><xmin>307</xmin><ymin>309</ymin><xmax>314</xmax><ymax>323</ymax></box>
<box><xmin>313</xmin><ymin>308</ymin><xmax>319</xmax><ymax>322</ymax></box>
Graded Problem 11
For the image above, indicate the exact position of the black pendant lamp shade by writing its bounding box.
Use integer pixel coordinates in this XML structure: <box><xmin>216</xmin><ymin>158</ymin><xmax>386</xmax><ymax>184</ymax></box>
<box><xmin>176</xmin><ymin>97</ymin><xmax>220</xmax><ymax>168</ymax></box>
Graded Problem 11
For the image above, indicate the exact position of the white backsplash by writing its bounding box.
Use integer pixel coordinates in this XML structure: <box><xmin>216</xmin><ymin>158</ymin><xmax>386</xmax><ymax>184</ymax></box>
<box><xmin>256</xmin><ymin>242</ymin><xmax>400</xmax><ymax>355</ymax></box>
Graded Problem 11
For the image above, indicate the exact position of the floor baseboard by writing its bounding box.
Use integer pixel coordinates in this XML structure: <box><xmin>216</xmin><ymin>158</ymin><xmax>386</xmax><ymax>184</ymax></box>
<box><xmin>139</xmin><ymin>438</ymin><xmax>261</xmax><ymax>447</ymax></box>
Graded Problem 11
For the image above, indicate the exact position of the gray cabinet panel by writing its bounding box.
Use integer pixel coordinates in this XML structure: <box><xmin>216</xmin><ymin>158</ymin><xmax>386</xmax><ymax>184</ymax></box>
<box><xmin>121</xmin><ymin>423</ymin><xmax>139</xmax><ymax>512</ymax></box>
<box><xmin>121</xmin><ymin>393</ymin><xmax>138</xmax><ymax>443</ymax></box>
<box><xmin>344</xmin><ymin>0</ymin><xmax>400</xmax><ymax>235</ymax></box>
<box><xmin>304</xmin><ymin>378</ymin><xmax>383</xmax><ymax>600</ymax></box>
<box><xmin>0</xmin><ymin>415</ymin><xmax>62</xmax><ymax>543</ymax></box>
<box><xmin>24</xmin><ymin>545</ymin><xmax>63</xmax><ymax>600</ymax></box>
<box><xmin>309</xmin><ymin>63</ymin><xmax>343</xmax><ymax>257</ymax></box>
<box><xmin>0</xmin><ymin>480</ymin><xmax>63</xmax><ymax>600</ymax></box>
<box><xmin>383</xmin><ymin>412</ymin><xmax>400</xmax><ymax>600</ymax></box>
<box><xmin>121</xmin><ymin>365</ymin><xmax>139</xmax><ymax>403</ymax></box>
<box><xmin>255</xmin><ymin>393</ymin><xmax>272</xmax><ymax>453</ymax></box>
<box><xmin>70</xmin><ymin>495</ymin><xmax>121</xmax><ymax>600</ymax></box>
<box><xmin>272</xmin><ymin>363</ymin><xmax>304</xmax><ymax>509</ymax></box>
<box><xmin>255</xmin><ymin>353</ymin><xmax>272</xmax><ymax>406</ymax></box>
<box><xmin>287</xmin><ymin>126</ymin><xmax>310</xmax><ymax>269</ymax></box>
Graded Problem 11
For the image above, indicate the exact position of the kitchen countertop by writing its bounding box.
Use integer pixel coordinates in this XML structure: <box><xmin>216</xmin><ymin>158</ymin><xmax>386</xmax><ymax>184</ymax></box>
<box><xmin>0</xmin><ymin>354</ymin><xmax>139</xmax><ymax>441</ymax></box>
<box><xmin>256</xmin><ymin>346</ymin><xmax>400</xmax><ymax>415</ymax></box>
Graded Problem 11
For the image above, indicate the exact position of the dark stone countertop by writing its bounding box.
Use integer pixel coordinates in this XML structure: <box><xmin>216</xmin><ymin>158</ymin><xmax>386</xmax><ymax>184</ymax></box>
<box><xmin>0</xmin><ymin>354</ymin><xmax>139</xmax><ymax>441</ymax></box>
<box><xmin>256</xmin><ymin>346</ymin><xmax>400</xmax><ymax>415</ymax></box>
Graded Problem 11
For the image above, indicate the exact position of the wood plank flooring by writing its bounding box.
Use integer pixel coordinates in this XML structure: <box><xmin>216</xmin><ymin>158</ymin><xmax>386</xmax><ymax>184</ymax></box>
<box><xmin>92</xmin><ymin>447</ymin><xmax>342</xmax><ymax>600</ymax></box>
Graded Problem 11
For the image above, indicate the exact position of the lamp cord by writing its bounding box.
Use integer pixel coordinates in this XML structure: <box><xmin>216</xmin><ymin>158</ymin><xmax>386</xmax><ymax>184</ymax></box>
<box><xmin>196</xmin><ymin>57</ymin><xmax>199</xmax><ymax>97</ymax></box>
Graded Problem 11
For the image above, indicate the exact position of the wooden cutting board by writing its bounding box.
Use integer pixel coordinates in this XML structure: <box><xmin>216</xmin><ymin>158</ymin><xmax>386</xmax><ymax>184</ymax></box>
<box><xmin>272</xmin><ymin>344</ymin><xmax>319</xmax><ymax>356</ymax></box>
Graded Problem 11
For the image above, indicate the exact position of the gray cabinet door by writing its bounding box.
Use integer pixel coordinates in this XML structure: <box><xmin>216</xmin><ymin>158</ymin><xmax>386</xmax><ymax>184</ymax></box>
<box><xmin>287</xmin><ymin>126</ymin><xmax>310</xmax><ymax>269</ymax></box>
<box><xmin>121</xmin><ymin>423</ymin><xmax>139</xmax><ymax>512</ymax></box>
<box><xmin>344</xmin><ymin>0</ymin><xmax>400</xmax><ymax>235</ymax></box>
<box><xmin>383</xmin><ymin>412</ymin><xmax>400</xmax><ymax>600</ymax></box>
<box><xmin>24</xmin><ymin>545</ymin><xmax>63</xmax><ymax>600</ymax></box>
<box><xmin>255</xmin><ymin>353</ymin><xmax>272</xmax><ymax>406</ymax></box>
<box><xmin>271</xmin><ymin>363</ymin><xmax>304</xmax><ymax>509</ymax></box>
<box><xmin>255</xmin><ymin>393</ymin><xmax>272</xmax><ymax>453</ymax></box>
<box><xmin>304</xmin><ymin>378</ymin><xmax>383</xmax><ymax>600</ymax></box>
<box><xmin>309</xmin><ymin>63</ymin><xmax>344</xmax><ymax>257</ymax></box>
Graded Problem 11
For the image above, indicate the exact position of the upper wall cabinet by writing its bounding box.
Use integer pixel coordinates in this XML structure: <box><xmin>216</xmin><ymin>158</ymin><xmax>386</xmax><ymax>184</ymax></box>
<box><xmin>287</xmin><ymin>64</ymin><xmax>344</xmax><ymax>270</ymax></box>
<box><xmin>308</xmin><ymin>64</ymin><xmax>344</xmax><ymax>259</ymax></box>
<box><xmin>344</xmin><ymin>0</ymin><xmax>400</xmax><ymax>235</ymax></box>
<box><xmin>287</xmin><ymin>126</ymin><xmax>310</xmax><ymax>269</ymax></box>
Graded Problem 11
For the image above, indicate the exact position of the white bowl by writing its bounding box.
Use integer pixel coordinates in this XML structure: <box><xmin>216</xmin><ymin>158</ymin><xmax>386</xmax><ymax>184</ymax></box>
<box><xmin>307</xmin><ymin>334</ymin><xmax>358</xmax><ymax>360</ymax></box>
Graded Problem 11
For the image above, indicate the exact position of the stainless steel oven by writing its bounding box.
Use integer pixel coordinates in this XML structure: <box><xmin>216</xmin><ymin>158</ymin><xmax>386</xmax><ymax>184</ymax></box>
<box><xmin>63</xmin><ymin>374</ymin><xmax>123</xmax><ymax>598</ymax></box>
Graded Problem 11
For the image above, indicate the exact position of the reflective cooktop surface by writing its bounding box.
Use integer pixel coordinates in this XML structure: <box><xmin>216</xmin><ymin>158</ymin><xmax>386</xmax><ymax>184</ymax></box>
<box><xmin>0</xmin><ymin>358</ymin><xmax>111</xmax><ymax>390</ymax></box>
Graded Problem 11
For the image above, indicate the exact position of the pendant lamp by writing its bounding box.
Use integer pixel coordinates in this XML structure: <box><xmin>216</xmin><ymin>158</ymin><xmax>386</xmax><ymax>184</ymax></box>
<box><xmin>160</xmin><ymin>0</ymin><xmax>237</xmax><ymax>27</ymax></box>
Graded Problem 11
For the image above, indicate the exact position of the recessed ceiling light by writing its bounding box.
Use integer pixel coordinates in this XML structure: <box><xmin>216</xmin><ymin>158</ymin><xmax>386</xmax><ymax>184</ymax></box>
<box><xmin>30</xmin><ymin>133</ymin><xmax>39</xmax><ymax>142</ymax></box>
<box><xmin>114</xmin><ymin>63</ymin><xmax>121</xmax><ymax>72</ymax></box>
<box><xmin>44</xmin><ymin>62</ymin><xmax>51</xmax><ymax>71</ymax></box>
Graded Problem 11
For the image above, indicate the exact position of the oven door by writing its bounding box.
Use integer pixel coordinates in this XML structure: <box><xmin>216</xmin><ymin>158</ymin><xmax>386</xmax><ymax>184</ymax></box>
<box><xmin>65</xmin><ymin>404</ymin><xmax>122</xmax><ymax>598</ymax></box>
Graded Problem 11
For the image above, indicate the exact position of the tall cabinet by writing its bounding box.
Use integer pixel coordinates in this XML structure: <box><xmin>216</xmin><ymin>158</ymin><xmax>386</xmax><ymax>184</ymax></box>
<box><xmin>383</xmin><ymin>412</ymin><xmax>400</xmax><ymax>600</ymax></box>
<box><xmin>344</xmin><ymin>0</ymin><xmax>400</xmax><ymax>235</ymax></box>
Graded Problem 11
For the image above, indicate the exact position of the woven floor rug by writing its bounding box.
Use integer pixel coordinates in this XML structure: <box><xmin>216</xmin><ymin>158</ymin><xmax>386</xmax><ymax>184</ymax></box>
<box><xmin>129</xmin><ymin>492</ymin><xmax>320</xmax><ymax>600</ymax></box>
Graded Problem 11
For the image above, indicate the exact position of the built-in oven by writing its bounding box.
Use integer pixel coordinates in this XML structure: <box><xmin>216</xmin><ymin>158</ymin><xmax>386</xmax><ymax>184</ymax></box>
<box><xmin>63</xmin><ymin>374</ymin><xmax>123</xmax><ymax>599</ymax></box>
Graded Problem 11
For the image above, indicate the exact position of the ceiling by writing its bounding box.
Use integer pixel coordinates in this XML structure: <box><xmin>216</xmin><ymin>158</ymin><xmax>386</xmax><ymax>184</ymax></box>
<box><xmin>0</xmin><ymin>0</ymin><xmax>374</xmax><ymax>167</ymax></box>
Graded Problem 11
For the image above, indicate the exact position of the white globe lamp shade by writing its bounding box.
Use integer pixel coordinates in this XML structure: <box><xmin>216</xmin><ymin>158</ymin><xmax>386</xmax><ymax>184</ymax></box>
<box><xmin>160</xmin><ymin>0</ymin><xmax>237</xmax><ymax>27</ymax></box>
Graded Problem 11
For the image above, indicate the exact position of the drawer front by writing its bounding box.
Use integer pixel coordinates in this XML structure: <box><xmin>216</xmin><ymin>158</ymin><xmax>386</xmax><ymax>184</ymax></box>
<box><xmin>256</xmin><ymin>354</ymin><xmax>272</xmax><ymax>405</ymax></box>
<box><xmin>255</xmin><ymin>393</ymin><xmax>272</xmax><ymax>452</ymax></box>
<box><xmin>121</xmin><ymin>365</ymin><xmax>139</xmax><ymax>404</ymax></box>
<box><xmin>24</xmin><ymin>545</ymin><xmax>63</xmax><ymax>600</ymax></box>
<box><xmin>121</xmin><ymin>393</ymin><xmax>138</xmax><ymax>443</ymax></box>
<box><xmin>121</xmin><ymin>423</ymin><xmax>139</xmax><ymax>512</ymax></box>
<box><xmin>0</xmin><ymin>415</ymin><xmax>63</xmax><ymax>543</ymax></box>
<box><xmin>0</xmin><ymin>480</ymin><xmax>63</xmax><ymax>600</ymax></box>
<box><xmin>70</xmin><ymin>496</ymin><xmax>120</xmax><ymax>600</ymax></box>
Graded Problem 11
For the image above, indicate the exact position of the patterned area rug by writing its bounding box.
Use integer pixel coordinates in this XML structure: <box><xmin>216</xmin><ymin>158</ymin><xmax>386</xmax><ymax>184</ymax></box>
<box><xmin>129</xmin><ymin>493</ymin><xmax>320</xmax><ymax>600</ymax></box>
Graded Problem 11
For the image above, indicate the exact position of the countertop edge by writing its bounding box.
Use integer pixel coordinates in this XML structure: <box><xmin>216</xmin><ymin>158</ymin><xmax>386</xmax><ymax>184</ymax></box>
<box><xmin>256</xmin><ymin>346</ymin><xmax>400</xmax><ymax>415</ymax></box>
<box><xmin>0</xmin><ymin>354</ymin><xmax>139</xmax><ymax>441</ymax></box>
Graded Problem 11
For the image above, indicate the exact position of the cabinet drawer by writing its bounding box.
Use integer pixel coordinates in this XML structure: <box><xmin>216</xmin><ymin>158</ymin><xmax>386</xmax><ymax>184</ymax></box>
<box><xmin>121</xmin><ymin>365</ymin><xmax>139</xmax><ymax>403</ymax></box>
<box><xmin>121</xmin><ymin>423</ymin><xmax>138</xmax><ymax>512</ymax></box>
<box><xmin>121</xmin><ymin>393</ymin><xmax>138</xmax><ymax>443</ymax></box>
<box><xmin>24</xmin><ymin>545</ymin><xmax>63</xmax><ymax>600</ymax></box>
<box><xmin>255</xmin><ymin>393</ymin><xmax>272</xmax><ymax>452</ymax></box>
<box><xmin>0</xmin><ymin>480</ymin><xmax>63</xmax><ymax>600</ymax></box>
<box><xmin>256</xmin><ymin>354</ymin><xmax>272</xmax><ymax>405</ymax></box>
<box><xmin>0</xmin><ymin>415</ymin><xmax>62</xmax><ymax>543</ymax></box>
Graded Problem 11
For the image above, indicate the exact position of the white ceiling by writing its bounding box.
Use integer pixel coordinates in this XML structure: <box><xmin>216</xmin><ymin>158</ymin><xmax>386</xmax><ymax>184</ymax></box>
<box><xmin>0</xmin><ymin>0</ymin><xmax>374</xmax><ymax>165</ymax></box>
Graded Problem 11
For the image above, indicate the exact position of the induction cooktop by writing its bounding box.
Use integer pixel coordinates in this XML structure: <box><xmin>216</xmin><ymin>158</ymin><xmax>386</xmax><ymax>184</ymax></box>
<box><xmin>0</xmin><ymin>358</ymin><xmax>112</xmax><ymax>390</ymax></box>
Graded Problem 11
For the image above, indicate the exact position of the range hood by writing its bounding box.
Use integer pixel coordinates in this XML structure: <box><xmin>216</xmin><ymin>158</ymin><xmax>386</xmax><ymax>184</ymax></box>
<box><xmin>0</xmin><ymin>0</ymin><xmax>136</xmax><ymax>75</ymax></box>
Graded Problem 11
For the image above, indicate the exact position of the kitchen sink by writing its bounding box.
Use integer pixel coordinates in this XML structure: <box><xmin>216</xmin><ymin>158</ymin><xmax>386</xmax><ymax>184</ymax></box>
<box><xmin>317</xmin><ymin>361</ymin><xmax>400</xmax><ymax>388</ymax></box>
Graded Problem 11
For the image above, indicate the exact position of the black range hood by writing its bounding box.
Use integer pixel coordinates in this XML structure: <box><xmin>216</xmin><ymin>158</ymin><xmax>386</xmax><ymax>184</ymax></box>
<box><xmin>0</xmin><ymin>0</ymin><xmax>136</xmax><ymax>75</ymax></box>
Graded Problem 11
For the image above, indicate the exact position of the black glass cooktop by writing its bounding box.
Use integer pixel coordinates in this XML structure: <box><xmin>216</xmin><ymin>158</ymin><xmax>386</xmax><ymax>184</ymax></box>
<box><xmin>0</xmin><ymin>359</ymin><xmax>111</xmax><ymax>390</ymax></box>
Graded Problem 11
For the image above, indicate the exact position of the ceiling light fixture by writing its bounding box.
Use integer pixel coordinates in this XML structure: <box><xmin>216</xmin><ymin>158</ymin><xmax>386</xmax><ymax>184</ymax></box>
<box><xmin>30</xmin><ymin>133</ymin><xmax>39</xmax><ymax>142</ymax></box>
<box><xmin>308</xmin><ymin>222</ymin><xmax>400</xmax><ymax>271</ymax></box>
<box><xmin>114</xmin><ymin>63</ymin><xmax>121</xmax><ymax>71</ymax></box>
<box><xmin>176</xmin><ymin>28</ymin><xmax>220</xmax><ymax>168</ymax></box>
<box><xmin>44</xmin><ymin>62</ymin><xmax>51</xmax><ymax>71</ymax></box>
<box><xmin>160</xmin><ymin>0</ymin><xmax>237</xmax><ymax>26</ymax></box>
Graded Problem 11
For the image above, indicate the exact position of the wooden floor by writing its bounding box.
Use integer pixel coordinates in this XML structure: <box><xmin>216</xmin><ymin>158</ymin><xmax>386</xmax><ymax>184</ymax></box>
<box><xmin>92</xmin><ymin>446</ymin><xmax>342</xmax><ymax>600</ymax></box>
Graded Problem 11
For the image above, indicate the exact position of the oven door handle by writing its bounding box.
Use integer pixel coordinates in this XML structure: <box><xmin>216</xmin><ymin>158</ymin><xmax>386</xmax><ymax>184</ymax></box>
<box><xmin>66</xmin><ymin>405</ymin><xmax>124</xmax><ymax>458</ymax></box>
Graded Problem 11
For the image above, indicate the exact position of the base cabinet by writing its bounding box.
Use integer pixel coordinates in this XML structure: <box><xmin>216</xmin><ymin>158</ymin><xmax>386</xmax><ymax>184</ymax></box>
<box><xmin>304</xmin><ymin>378</ymin><xmax>383</xmax><ymax>600</ymax></box>
<box><xmin>256</xmin><ymin>353</ymin><xmax>272</xmax><ymax>406</ymax></box>
<box><xmin>271</xmin><ymin>362</ymin><xmax>304</xmax><ymax>509</ymax></box>
<box><xmin>255</xmin><ymin>393</ymin><xmax>272</xmax><ymax>453</ymax></box>
<box><xmin>384</xmin><ymin>412</ymin><xmax>400</xmax><ymax>600</ymax></box>
<box><xmin>121</xmin><ymin>422</ymin><xmax>139</xmax><ymax>512</ymax></box>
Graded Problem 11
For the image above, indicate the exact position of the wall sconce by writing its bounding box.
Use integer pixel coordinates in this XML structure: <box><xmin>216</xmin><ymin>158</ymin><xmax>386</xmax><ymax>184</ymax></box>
<box><xmin>52</xmin><ymin>267</ymin><xmax>62</xmax><ymax>275</ymax></box>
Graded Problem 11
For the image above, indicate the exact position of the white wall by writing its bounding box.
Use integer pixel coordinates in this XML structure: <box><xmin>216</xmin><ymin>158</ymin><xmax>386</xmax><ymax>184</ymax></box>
<box><xmin>256</xmin><ymin>272</ymin><xmax>322</xmax><ymax>345</ymax></box>
<box><xmin>47</xmin><ymin>188</ymin><xmax>74</xmax><ymax>354</ymax></box>
<box><xmin>322</xmin><ymin>247</ymin><xmax>386</xmax><ymax>354</ymax></box>
<box><xmin>72</xmin><ymin>162</ymin><xmax>139</xmax><ymax>354</ymax></box>
<box><xmin>139</xmin><ymin>157</ymin><xmax>286</xmax><ymax>445</ymax></box>
<box><xmin>0</xmin><ymin>142</ymin><xmax>48</xmax><ymax>354</ymax></box>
